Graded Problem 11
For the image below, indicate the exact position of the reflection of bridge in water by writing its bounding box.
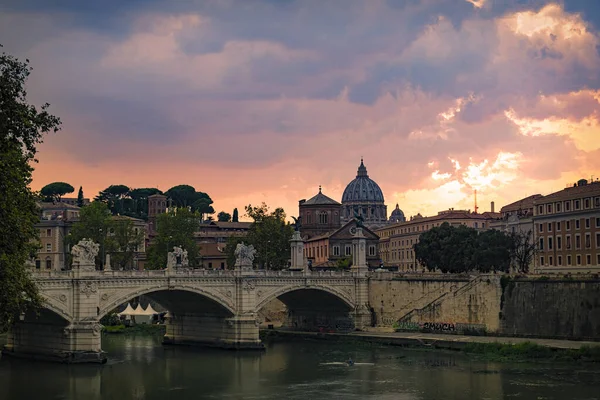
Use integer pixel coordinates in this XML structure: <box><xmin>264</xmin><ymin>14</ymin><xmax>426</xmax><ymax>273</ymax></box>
<box><xmin>4</xmin><ymin>268</ymin><xmax>370</xmax><ymax>363</ymax></box>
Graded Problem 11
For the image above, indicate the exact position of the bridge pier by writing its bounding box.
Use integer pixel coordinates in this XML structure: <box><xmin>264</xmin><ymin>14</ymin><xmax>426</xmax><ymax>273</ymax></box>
<box><xmin>163</xmin><ymin>312</ymin><xmax>262</xmax><ymax>349</ymax></box>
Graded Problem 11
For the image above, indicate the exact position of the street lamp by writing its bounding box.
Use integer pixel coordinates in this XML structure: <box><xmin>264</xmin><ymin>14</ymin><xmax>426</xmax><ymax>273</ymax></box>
<box><xmin>99</xmin><ymin>228</ymin><xmax>104</xmax><ymax>270</ymax></box>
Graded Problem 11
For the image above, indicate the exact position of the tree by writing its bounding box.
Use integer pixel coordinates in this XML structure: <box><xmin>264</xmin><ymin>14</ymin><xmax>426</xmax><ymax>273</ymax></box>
<box><xmin>165</xmin><ymin>185</ymin><xmax>215</xmax><ymax>219</ymax></box>
<box><xmin>218</xmin><ymin>211</ymin><xmax>231</xmax><ymax>222</ymax></box>
<box><xmin>510</xmin><ymin>230</ymin><xmax>537</xmax><ymax>273</ymax></box>
<box><xmin>193</xmin><ymin>198</ymin><xmax>215</xmax><ymax>220</ymax></box>
<box><xmin>244</xmin><ymin>203</ymin><xmax>293</xmax><ymax>270</ymax></box>
<box><xmin>76</xmin><ymin>186</ymin><xmax>84</xmax><ymax>207</ymax></box>
<box><xmin>40</xmin><ymin>181</ymin><xmax>74</xmax><ymax>202</ymax></box>
<box><xmin>414</xmin><ymin>222</ymin><xmax>478</xmax><ymax>273</ymax></box>
<box><xmin>473</xmin><ymin>230</ymin><xmax>512</xmax><ymax>273</ymax></box>
<box><xmin>95</xmin><ymin>184</ymin><xmax>131</xmax><ymax>215</ymax></box>
<box><xmin>107</xmin><ymin>217</ymin><xmax>144</xmax><ymax>270</ymax></box>
<box><xmin>146</xmin><ymin>208</ymin><xmax>201</xmax><ymax>269</ymax></box>
<box><xmin>232</xmin><ymin>208</ymin><xmax>239</xmax><ymax>222</ymax></box>
<box><xmin>128</xmin><ymin>187</ymin><xmax>162</xmax><ymax>220</ymax></box>
<box><xmin>336</xmin><ymin>257</ymin><xmax>352</xmax><ymax>270</ymax></box>
<box><xmin>0</xmin><ymin>47</ymin><xmax>61</xmax><ymax>330</ymax></box>
<box><xmin>67</xmin><ymin>202</ymin><xmax>112</xmax><ymax>269</ymax></box>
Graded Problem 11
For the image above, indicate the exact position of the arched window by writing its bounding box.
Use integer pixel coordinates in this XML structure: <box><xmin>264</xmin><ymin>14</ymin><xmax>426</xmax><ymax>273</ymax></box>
<box><xmin>45</xmin><ymin>257</ymin><xmax>52</xmax><ymax>269</ymax></box>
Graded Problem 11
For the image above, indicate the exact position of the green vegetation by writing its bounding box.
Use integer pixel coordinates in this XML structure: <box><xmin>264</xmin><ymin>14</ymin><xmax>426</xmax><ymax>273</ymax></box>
<box><xmin>224</xmin><ymin>203</ymin><xmax>294</xmax><ymax>269</ymax></box>
<box><xmin>76</xmin><ymin>186</ymin><xmax>85</xmax><ymax>207</ymax></box>
<box><xmin>146</xmin><ymin>208</ymin><xmax>201</xmax><ymax>269</ymax></box>
<box><xmin>40</xmin><ymin>181</ymin><xmax>74</xmax><ymax>202</ymax></box>
<box><xmin>232</xmin><ymin>208</ymin><xmax>239</xmax><ymax>222</ymax></box>
<box><xmin>0</xmin><ymin>46</ymin><xmax>61</xmax><ymax>331</ymax></box>
<box><xmin>217</xmin><ymin>211</ymin><xmax>231</xmax><ymax>222</ymax></box>
<box><xmin>164</xmin><ymin>185</ymin><xmax>214</xmax><ymax>219</ymax></box>
<box><xmin>463</xmin><ymin>342</ymin><xmax>600</xmax><ymax>362</ymax></box>
<box><xmin>67</xmin><ymin>202</ymin><xmax>144</xmax><ymax>269</ymax></box>
<box><xmin>102</xmin><ymin>324</ymin><xmax>166</xmax><ymax>335</ymax></box>
<box><xmin>414</xmin><ymin>223</ymin><xmax>537</xmax><ymax>273</ymax></box>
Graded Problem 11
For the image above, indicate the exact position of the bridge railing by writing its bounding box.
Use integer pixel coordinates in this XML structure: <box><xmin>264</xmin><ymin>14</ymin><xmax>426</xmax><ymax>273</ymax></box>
<box><xmin>31</xmin><ymin>268</ymin><xmax>360</xmax><ymax>279</ymax></box>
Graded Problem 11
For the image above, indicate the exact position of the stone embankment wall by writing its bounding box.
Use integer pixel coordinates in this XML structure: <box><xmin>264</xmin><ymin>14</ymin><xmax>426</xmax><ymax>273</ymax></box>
<box><xmin>500</xmin><ymin>278</ymin><xmax>600</xmax><ymax>339</ymax></box>
<box><xmin>369</xmin><ymin>274</ymin><xmax>502</xmax><ymax>333</ymax></box>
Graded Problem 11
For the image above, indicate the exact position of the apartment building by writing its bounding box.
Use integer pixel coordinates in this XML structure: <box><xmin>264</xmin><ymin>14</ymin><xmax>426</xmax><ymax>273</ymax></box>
<box><xmin>533</xmin><ymin>179</ymin><xmax>600</xmax><ymax>273</ymax></box>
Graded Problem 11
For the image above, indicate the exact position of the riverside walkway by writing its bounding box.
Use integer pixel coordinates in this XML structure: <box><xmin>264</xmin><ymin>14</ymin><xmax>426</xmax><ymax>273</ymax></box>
<box><xmin>271</xmin><ymin>328</ymin><xmax>600</xmax><ymax>350</ymax></box>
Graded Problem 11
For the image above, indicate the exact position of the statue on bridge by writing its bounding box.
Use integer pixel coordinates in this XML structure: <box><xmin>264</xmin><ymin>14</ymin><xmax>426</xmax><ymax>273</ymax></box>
<box><xmin>167</xmin><ymin>246</ymin><xmax>189</xmax><ymax>269</ymax></box>
<box><xmin>234</xmin><ymin>243</ymin><xmax>257</xmax><ymax>268</ymax></box>
<box><xmin>71</xmin><ymin>239</ymin><xmax>99</xmax><ymax>267</ymax></box>
<box><xmin>291</xmin><ymin>216</ymin><xmax>302</xmax><ymax>232</ymax></box>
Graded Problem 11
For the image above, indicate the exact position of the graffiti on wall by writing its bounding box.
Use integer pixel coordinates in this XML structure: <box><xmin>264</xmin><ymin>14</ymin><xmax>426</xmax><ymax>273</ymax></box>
<box><xmin>394</xmin><ymin>321</ymin><xmax>487</xmax><ymax>334</ymax></box>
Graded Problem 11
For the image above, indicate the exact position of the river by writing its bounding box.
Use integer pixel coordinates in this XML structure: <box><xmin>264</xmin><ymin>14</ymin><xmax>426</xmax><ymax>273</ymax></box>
<box><xmin>1</xmin><ymin>335</ymin><xmax>599</xmax><ymax>399</ymax></box>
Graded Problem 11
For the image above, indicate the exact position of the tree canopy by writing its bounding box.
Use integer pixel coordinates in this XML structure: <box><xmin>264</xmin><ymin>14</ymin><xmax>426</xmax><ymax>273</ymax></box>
<box><xmin>76</xmin><ymin>186</ymin><xmax>84</xmax><ymax>207</ymax></box>
<box><xmin>232</xmin><ymin>208</ymin><xmax>239</xmax><ymax>222</ymax></box>
<box><xmin>40</xmin><ymin>181</ymin><xmax>74</xmax><ymax>202</ymax></box>
<box><xmin>94</xmin><ymin>185</ymin><xmax>162</xmax><ymax>220</ymax></box>
<box><xmin>146</xmin><ymin>208</ymin><xmax>201</xmax><ymax>269</ymax></box>
<box><xmin>0</xmin><ymin>47</ymin><xmax>61</xmax><ymax>330</ymax></box>
<box><xmin>67</xmin><ymin>202</ymin><xmax>144</xmax><ymax>270</ymax></box>
<box><xmin>224</xmin><ymin>203</ymin><xmax>293</xmax><ymax>270</ymax></box>
<box><xmin>217</xmin><ymin>211</ymin><xmax>231</xmax><ymax>222</ymax></box>
<box><xmin>414</xmin><ymin>223</ymin><xmax>513</xmax><ymax>274</ymax></box>
<box><xmin>164</xmin><ymin>185</ymin><xmax>215</xmax><ymax>219</ymax></box>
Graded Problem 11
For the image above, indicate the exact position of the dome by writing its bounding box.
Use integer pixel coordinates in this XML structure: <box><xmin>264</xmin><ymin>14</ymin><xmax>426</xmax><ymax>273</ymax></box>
<box><xmin>341</xmin><ymin>159</ymin><xmax>385</xmax><ymax>203</ymax></box>
<box><xmin>389</xmin><ymin>203</ymin><xmax>406</xmax><ymax>223</ymax></box>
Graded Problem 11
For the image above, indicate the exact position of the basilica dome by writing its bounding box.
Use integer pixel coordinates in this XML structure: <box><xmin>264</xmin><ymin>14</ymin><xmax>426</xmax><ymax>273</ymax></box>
<box><xmin>342</xmin><ymin>159</ymin><xmax>385</xmax><ymax>203</ymax></box>
<box><xmin>389</xmin><ymin>203</ymin><xmax>406</xmax><ymax>223</ymax></box>
<box><xmin>341</xmin><ymin>159</ymin><xmax>387</xmax><ymax>228</ymax></box>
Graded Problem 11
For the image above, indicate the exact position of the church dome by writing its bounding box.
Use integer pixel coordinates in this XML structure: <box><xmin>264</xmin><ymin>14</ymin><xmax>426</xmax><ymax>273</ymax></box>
<box><xmin>341</xmin><ymin>159</ymin><xmax>385</xmax><ymax>204</ymax></box>
<box><xmin>389</xmin><ymin>203</ymin><xmax>406</xmax><ymax>223</ymax></box>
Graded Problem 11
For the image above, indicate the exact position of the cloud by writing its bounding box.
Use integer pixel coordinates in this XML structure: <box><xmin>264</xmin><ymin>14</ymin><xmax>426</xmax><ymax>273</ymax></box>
<box><xmin>0</xmin><ymin>0</ymin><xmax>598</xmax><ymax>220</ymax></box>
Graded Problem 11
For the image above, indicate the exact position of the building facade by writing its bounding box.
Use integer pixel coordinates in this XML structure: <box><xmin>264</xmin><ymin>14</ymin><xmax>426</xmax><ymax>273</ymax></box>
<box><xmin>194</xmin><ymin>221</ymin><xmax>252</xmax><ymax>269</ymax></box>
<box><xmin>34</xmin><ymin>202</ymin><xmax>82</xmax><ymax>270</ymax></box>
<box><xmin>304</xmin><ymin>220</ymin><xmax>381</xmax><ymax>269</ymax></box>
<box><xmin>533</xmin><ymin>179</ymin><xmax>600</xmax><ymax>273</ymax></box>
<box><xmin>377</xmin><ymin>208</ymin><xmax>499</xmax><ymax>272</ymax></box>
<box><xmin>341</xmin><ymin>159</ymin><xmax>388</xmax><ymax>229</ymax></box>
<box><xmin>298</xmin><ymin>187</ymin><xmax>342</xmax><ymax>239</ymax></box>
<box><xmin>148</xmin><ymin>193</ymin><xmax>168</xmax><ymax>234</ymax></box>
<box><xmin>490</xmin><ymin>195</ymin><xmax>542</xmax><ymax>236</ymax></box>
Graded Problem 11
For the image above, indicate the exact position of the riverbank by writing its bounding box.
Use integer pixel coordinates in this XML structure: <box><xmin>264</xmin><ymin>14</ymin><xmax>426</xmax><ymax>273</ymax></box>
<box><xmin>102</xmin><ymin>324</ymin><xmax>166</xmax><ymax>335</ymax></box>
<box><xmin>262</xmin><ymin>330</ymin><xmax>600</xmax><ymax>362</ymax></box>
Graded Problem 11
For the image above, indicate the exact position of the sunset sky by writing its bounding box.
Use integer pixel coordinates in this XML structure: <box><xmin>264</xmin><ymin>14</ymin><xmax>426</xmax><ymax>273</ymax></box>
<box><xmin>2</xmin><ymin>0</ymin><xmax>599</xmax><ymax>221</ymax></box>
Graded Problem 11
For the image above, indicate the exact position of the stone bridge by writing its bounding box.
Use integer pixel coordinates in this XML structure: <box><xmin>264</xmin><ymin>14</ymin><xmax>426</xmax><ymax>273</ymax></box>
<box><xmin>4</xmin><ymin>268</ymin><xmax>370</xmax><ymax>363</ymax></box>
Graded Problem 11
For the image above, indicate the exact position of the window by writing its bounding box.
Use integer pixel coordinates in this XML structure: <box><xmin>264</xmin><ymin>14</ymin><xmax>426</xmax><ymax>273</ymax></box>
<box><xmin>538</xmin><ymin>224</ymin><xmax>543</xmax><ymax>233</ymax></box>
<box><xmin>566</xmin><ymin>235</ymin><xmax>572</xmax><ymax>249</ymax></box>
<box><xmin>597</xmin><ymin>254</ymin><xmax>600</xmax><ymax>265</ymax></box>
<box><xmin>565</xmin><ymin>201</ymin><xmax>571</xmax><ymax>211</ymax></box>
<box><xmin>575</xmin><ymin>200</ymin><xmax>581</xmax><ymax>210</ymax></box>
<box><xmin>540</xmin><ymin>256</ymin><xmax>545</xmax><ymax>265</ymax></box>
<box><xmin>548</xmin><ymin>237</ymin><xmax>553</xmax><ymax>250</ymax></box>
<box><xmin>577</xmin><ymin>255</ymin><xmax>581</xmax><ymax>265</ymax></box>
<box><xmin>539</xmin><ymin>238</ymin><xmax>544</xmax><ymax>250</ymax></box>
<box><xmin>538</xmin><ymin>205</ymin><xmax>543</xmax><ymax>214</ymax></box>
<box><xmin>345</xmin><ymin>245</ymin><xmax>351</xmax><ymax>256</ymax></box>
<box><xmin>596</xmin><ymin>197</ymin><xmax>600</xmax><ymax>207</ymax></box>
<box><xmin>35</xmin><ymin>260</ymin><xmax>40</xmax><ymax>269</ymax></box>
<box><xmin>548</xmin><ymin>223</ymin><xmax>552</xmax><ymax>232</ymax></box>
<box><xmin>586</xmin><ymin>218</ymin><xmax>590</xmax><ymax>229</ymax></box>
<box><xmin>597</xmin><ymin>217</ymin><xmax>600</xmax><ymax>228</ymax></box>
<box><xmin>46</xmin><ymin>243</ymin><xmax>51</xmax><ymax>252</ymax></box>
<box><xmin>586</xmin><ymin>254</ymin><xmax>591</xmax><ymax>265</ymax></box>
<box><xmin>221</xmin><ymin>262</ymin><xmax>225</xmax><ymax>269</ymax></box>
<box><xmin>547</xmin><ymin>204</ymin><xmax>552</xmax><ymax>213</ymax></box>
<box><xmin>369</xmin><ymin>246</ymin><xmax>376</xmax><ymax>256</ymax></box>
<box><xmin>585</xmin><ymin>198</ymin><xmax>590</xmax><ymax>208</ymax></box>
<box><xmin>557</xmin><ymin>222</ymin><xmax>561</xmax><ymax>231</ymax></box>
<box><xmin>333</xmin><ymin>246</ymin><xmax>340</xmax><ymax>256</ymax></box>
<box><xmin>45</xmin><ymin>258</ymin><xmax>51</xmax><ymax>269</ymax></box>
<box><xmin>549</xmin><ymin>256</ymin><xmax>553</xmax><ymax>266</ymax></box>
<box><xmin>556</xmin><ymin>203</ymin><xmax>561</xmax><ymax>212</ymax></box>
<box><xmin>557</xmin><ymin>256</ymin><xmax>562</xmax><ymax>266</ymax></box>
<box><xmin>319</xmin><ymin>212</ymin><xmax>328</xmax><ymax>224</ymax></box>
<box><xmin>576</xmin><ymin>220</ymin><xmax>580</xmax><ymax>229</ymax></box>
<box><xmin>585</xmin><ymin>234</ymin><xmax>591</xmax><ymax>248</ymax></box>
<box><xmin>46</xmin><ymin>229</ymin><xmax>52</xmax><ymax>237</ymax></box>
<box><xmin>567</xmin><ymin>255</ymin><xmax>572</xmax><ymax>265</ymax></box>
<box><xmin>557</xmin><ymin>236</ymin><xmax>562</xmax><ymax>250</ymax></box>
<box><xmin>576</xmin><ymin>234</ymin><xmax>581</xmax><ymax>249</ymax></box>
<box><xmin>566</xmin><ymin>221</ymin><xmax>571</xmax><ymax>230</ymax></box>
<box><xmin>597</xmin><ymin>233</ymin><xmax>600</xmax><ymax>248</ymax></box>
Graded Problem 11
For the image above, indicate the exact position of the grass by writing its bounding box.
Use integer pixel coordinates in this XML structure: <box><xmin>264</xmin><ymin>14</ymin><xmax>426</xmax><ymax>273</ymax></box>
<box><xmin>462</xmin><ymin>341</ymin><xmax>600</xmax><ymax>362</ymax></box>
<box><xmin>102</xmin><ymin>324</ymin><xmax>166</xmax><ymax>335</ymax></box>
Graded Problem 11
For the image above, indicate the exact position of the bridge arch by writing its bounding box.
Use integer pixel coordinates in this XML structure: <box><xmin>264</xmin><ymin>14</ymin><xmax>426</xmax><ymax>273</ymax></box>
<box><xmin>255</xmin><ymin>284</ymin><xmax>355</xmax><ymax>313</ymax></box>
<box><xmin>98</xmin><ymin>286</ymin><xmax>235</xmax><ymax>319</ymax></box>
<box><xmin>41</xmin><ymin>296</ymin><xmax>73</xmax><ymax>323</ymax></box>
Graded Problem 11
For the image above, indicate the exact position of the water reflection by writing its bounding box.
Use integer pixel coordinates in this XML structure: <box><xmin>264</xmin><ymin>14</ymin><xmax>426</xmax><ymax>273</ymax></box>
<box><xmin>0</xmin><ymin>336</ymin><xmax>599</xmax><ymax>400</ymax></box>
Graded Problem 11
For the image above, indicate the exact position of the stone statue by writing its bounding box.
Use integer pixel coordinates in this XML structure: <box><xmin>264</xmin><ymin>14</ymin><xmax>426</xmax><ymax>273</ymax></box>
<box><xmin>291</xmin><ymin>216</ymin><xmax>302</xmax><ymax>231</ymax></box>
<box><xmin>167</xmin><ymin>246</ymin><xmax>189</xmax><ymax>269</ymax></box>
<box><xmin>234</xmin><ymin>243</ymin><xmax>257</xmax><ymax>267</ymax></box>
<box><xmin>353</xmin><ymin>212</ymin><xmax>365</xmax><ymax>228</ymax></box>
<box><xmin>71</xmin><ymin>239</ymin><xmax>99</xmax><ymax>266</ymax></box>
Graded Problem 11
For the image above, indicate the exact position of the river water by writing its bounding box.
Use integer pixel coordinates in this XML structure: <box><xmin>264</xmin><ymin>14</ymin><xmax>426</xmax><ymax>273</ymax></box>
<box><xmin>1</xmin><ymin>335</ymin><xmax>599</xmax><ymax>399</ymax></box>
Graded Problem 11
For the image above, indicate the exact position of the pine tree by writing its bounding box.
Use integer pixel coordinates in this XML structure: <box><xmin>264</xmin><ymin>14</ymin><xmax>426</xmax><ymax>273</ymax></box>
<box><xmin>232</xmin><ymin>208</ymin><xmax>239</xmax><ymax>222</ymax></box>
<box><xmin>76</xmin><ymin>186</ymin><xmax>84</xmax><ymax>207</ymax></box>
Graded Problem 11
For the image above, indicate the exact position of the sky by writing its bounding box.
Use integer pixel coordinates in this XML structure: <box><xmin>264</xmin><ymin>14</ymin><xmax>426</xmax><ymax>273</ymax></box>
<box><xmin>2</xmin><ymin>0</ymin><xmax>599</xmax><ymax>221</ymax></box>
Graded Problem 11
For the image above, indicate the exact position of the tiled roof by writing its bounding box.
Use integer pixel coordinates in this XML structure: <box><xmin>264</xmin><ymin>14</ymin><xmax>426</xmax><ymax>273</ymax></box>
<box><xmin>535</xmin><ymin>182</ymin><xmax>600</xmax><ymax>203</ymax></box>
<box><xmin>500</xmin><ymin>194</ymin><xmax>543</xmax><ymax>213</ymax></box>
<box><xmin>302</xmin><ymin>188</ymin><xmax>341</xmax><ymax>206</ymax></box>
<box><xmin>38</xmin><ymin>202</ymin><xmax>81</xmax><ymax>210</ymax></box>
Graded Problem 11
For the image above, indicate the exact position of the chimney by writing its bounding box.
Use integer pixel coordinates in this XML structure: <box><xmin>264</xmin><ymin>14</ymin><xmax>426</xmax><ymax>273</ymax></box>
<box><xmin>491</xmin><ymin>201</ymin><xmax>495</xmax><ymax>213</ymax></box>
